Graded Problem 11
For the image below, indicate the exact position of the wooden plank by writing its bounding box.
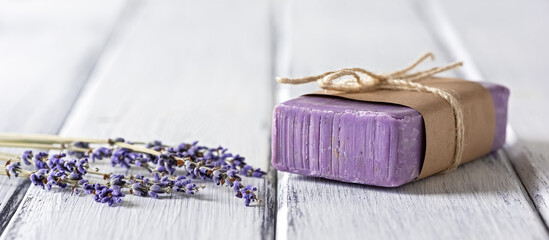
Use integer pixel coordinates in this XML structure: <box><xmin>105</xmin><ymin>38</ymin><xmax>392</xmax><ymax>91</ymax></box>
<box><xmin>436</xmin><ymin>0</ymin><xmax>549</xmax><ymax>228</ymax></box>
<box><xmin>0</xmin><ymin>0</ymin><xmax>128</xmax><ymax>234</ymax></box>
<box><xmin>0</xmin><ymin>0</ymin><xmax>275</xmax><ymax>239</ymax></box>
<box><xmin>274</xmin><ymin>0</ymin><xmax>548</xmax><ymax>239</ymax></box>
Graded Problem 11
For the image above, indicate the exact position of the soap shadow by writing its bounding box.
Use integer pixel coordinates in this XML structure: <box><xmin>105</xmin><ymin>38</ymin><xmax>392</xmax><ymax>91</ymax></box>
<box><xmin>287</xmin><ymin>147</ymin><xmax>527</xmax><ymax>196</ymax></box>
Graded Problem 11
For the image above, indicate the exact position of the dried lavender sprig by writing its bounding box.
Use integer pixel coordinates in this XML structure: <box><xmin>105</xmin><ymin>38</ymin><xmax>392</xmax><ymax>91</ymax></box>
<box><xmin>27</xmin><ymin>168</ymin><xmax>124</xmax><ymax>206</ymax></box>
<box><xmin>96</xmin><ymin>142</ymin><xmax>261</xmax><ymax>205</ymax></box>
<box><xmin>124</xmin><ymin>173</ymin><xmax>203</xmax><ymax>198</ymax></box>
<box><xmin>1</xmin><ymin>150</ymin><xmax>203</xmax><ymax>206</ymax></box>
<box><xmin>0</xmin><ymin>133</ymin><xmax>109</xmax><ymax>144</ymax></box>
<box><xmin>0</xmin><ymin>153</ymin><xmax>122</xmax><ymax>206</ymax></box>
<box><xmin>145</xmin><ymin>140</ymin><xmax>267</xmax><ymax>178</ymax></box>
<box><xmin>92</xmin><ymin>140</ymin><xmax>266</xmax><ymax>178</ymax></box>
<box><xmin>85</xmin><ymin>142</ymin><xmax>261</xmax><ymax>206</ymax></box>
<box><xmin>2</xmin><ymin>160</ymin><xmax>27</xmax><ymax>178</ymax></box>
<box><xmin>184</xmin><ymin>160</ymin><xmax>259</xmax><ymax>206</ymax></box>
<box><xmin>94</xmin><ymin>140</ymin><xmax>262</xmax><ymax>206</ymax></box>
<box><xmin>2</xmin><ymin>139</ymin><xmax>175</xmax><ymax>174</ymax></box>
<box><xmin>0</xmin><ymin>133</ymin><xmax>262</xmax><ymax>206</ymax></box>
<box><xmin>0</xmin><ymin>141</ymin><xmax>90</xmax><ymax>153</ymax></box>
<box><xmin>30</xmin><ymin>151</ymin><xmax>203</xmax><ymax>196</ymax></box>
<box><xmin>88</xmin><ymin>140</ymin><xmax>255</xmax><ymax>178</ymax></box>
<box><xmin>3</xmin><ymin>140</ymin><xmax>241</xmax><ymax>183</ymax></box>
<box><xmin>0</xmin><ymin>134</ymin><xmax>266</xmax><ymax>179</ymax></box>
<box><xmin>0</xmin><ymin>133</ymin><xmax>266</xmax><ymax>178</ymax></box>
<box><xmin>15</xmin><ymin>150</ymin><xmax>149</xmax><ymax>184</ymax></box>
<box><xmin>0</xmin><ymin>151</ymin><xmax>37</xmax><ymax>168</ymax></box>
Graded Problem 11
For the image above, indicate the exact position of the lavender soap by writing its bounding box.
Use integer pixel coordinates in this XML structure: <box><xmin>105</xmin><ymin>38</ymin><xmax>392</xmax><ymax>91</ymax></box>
<box><xmin>271</xmin><ymin>82</ymin><xmax>509</xmax><ymax>187</ymax></box>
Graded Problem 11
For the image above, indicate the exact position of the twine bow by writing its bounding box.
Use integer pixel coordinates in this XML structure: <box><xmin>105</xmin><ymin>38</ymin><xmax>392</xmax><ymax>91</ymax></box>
<box><xmin>277</xmin><ymin>52</ymin><xmax>464</xmax><ymax>173</ymax></box>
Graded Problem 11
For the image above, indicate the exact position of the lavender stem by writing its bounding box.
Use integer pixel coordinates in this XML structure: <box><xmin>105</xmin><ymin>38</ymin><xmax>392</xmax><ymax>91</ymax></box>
<box><xmin>0</xmin><ymin>133</ymin><xmax>109</xmax><ymax>144</ymax></box>
<box><xmin>0</xmin><ymin>141</ymin><xmax>90</xmax><ymax>153</ymax></box>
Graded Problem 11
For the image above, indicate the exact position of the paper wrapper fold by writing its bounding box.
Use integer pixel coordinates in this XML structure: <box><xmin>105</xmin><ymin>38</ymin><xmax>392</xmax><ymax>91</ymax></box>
<box><xmin>308</xmin><ymin>77</ymin><xmax>495</xmax><ymax>179</ymax></box>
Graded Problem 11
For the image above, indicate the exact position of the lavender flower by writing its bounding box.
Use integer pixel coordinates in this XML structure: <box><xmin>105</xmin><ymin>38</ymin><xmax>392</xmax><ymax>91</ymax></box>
<box><xmin>129</xmin><ymin>174</ymin><xmax>200</xmax><ymax>198</ymax></box>
<box><xmin>184</xmin><ymin>181</ymin><xmax>197</xmax><ymax>194</ymax></box>
<box><xmin>21</xmin><ymin>150</ymin><xmax>33</xmax><ymax>165</ymax></box>
<box><xmin>30</xmin><ymin>169</ymin><xmax>49</xmax><ymax>189</ymax></box>
<box><xmin>240</xmin><ymin>165</ymin><xmax>252</xmax><ymax>176</ymax></box>
<box><xmin>93</xmin><ymin>184</ymin><xmax>124</xmax><ymax>206</ymax></box>
<box><xmin>109</xmin><ymin>174</ymin><xmax>126</xmax><ymax>186</ymax></box>
<box><xmin>91</xmin><ymin>147</ymin><xmax>111</xmax><ymax>163</ymax></box>
<box><xmin>240</xmin><ymin>185</ymin><xmax>258</xmax><ymax>206</ymax></box>
<box><xmin>47</xmin><ymin>153</ymin><xmax>67</xmax><ymax>171</ymax></box>
<box><xmin>180</xmin><ymin>158</ymin><xmax>261</xmax><ymax>205</ymax></box>
<box><xmin>130</xmin><ymin>181</ymin><xmax>148</xmax><ymax>197</ymax></box>
<box><xmin>68</xmin><ymin>170</ymin><xmax>83</xmax><ymax>180</ymax></box>
<box><xmin>145</xmin><ymin>140</ymin><xmax>164</xmax><ymax>151</ymax></box>
<box><xmin>6</xmin><ymin>161</ymin><xmax>22</xmax><ymax>178</ymax></box>
<box><xmin>46</xmin><ymin>169</ymin><xmax>68</xmax><ymax>190</ymax></box>
<box><xmin>68</xmin><ymin>141</ymin><xmax>90</xmax><ymax>159</ymax></box>
<box><xmin>233</xmin><ymin>181</ymin><xmax>258</xmax><ymax>206</ymax></box>
<box><xmin>111</xmin><ymin>148</ymin><xmax>132</xmax><ymax>168</ymax></box>
<box><xmin>212</xmin><ymin>170</ymin><xmax>223</xmax><ymax>185</ymax></box>
<box><xmin>155</xmin><ymin>141</ymin><xmax>266</xmax><ymax>179</ymax></box>
<box><xmin>34</xmin><ymin>152</ymin><xmax>49</xmax><ymax>169</ymax></box>
<box><xmin>156</xmin><ymin>152</ymin><xmax>177</xmax><ymax>175</ymax></box>
<box><xmin>75</xmin><ymin>158</ymin><xmax>88</xmax><ymax>174</ymax></box>
<box><xmin>78</xmin><ymin>179</ymin><xmax>95</xmax><ymax>194</ymax></box>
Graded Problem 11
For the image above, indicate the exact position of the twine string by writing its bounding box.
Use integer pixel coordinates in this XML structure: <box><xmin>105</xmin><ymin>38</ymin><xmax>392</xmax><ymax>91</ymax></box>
<box><xmin>277</xmin><ymin>52</ymin><xmax>464</xmax><ymax>173</ymax></box>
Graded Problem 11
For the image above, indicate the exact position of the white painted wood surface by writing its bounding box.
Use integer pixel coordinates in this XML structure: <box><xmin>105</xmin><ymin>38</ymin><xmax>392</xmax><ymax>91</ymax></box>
<box><xmin>438</xmin><ymin>0</ymin><xmax>549</xmax><ymax>229</ymax></box>
<box><xmin>274</xmin><ymin>0</ymin><xmax>547</xmax><ymax>239</ymax></box>
<box><xmin>0</xmin><ymin>0</ymin><xmax>547</xmax><ymax>239</ymax></box>
<box><xmin>0</xmin><ymin>0</ymin><xmax>274</xmax><ymax>239</ymax></box>
<box><xmin>0</xmin><ymin>0</ymin><xmax>128</xmax><ymax>233</ymax></box>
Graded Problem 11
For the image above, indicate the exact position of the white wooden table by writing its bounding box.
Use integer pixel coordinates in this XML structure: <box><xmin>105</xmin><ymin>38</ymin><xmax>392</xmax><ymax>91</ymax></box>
<box><xmin>0</xmin><ymin>0</ymin><xmax>548</xmax><ymax>239</ymax></box>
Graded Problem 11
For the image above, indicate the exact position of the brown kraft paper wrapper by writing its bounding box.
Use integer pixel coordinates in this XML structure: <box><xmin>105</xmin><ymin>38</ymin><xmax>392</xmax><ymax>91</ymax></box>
<box><xmin>309</xmin><ymin>77</ymin><xmax>496</xmax><ymax>179</ymax></box>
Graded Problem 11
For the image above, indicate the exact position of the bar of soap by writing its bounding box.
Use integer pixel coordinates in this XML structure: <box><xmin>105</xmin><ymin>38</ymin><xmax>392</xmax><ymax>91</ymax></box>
<box><xmin>271</xmin><ymin>82</ymin><xmax>509</xmax><ymax>187</ymax></box>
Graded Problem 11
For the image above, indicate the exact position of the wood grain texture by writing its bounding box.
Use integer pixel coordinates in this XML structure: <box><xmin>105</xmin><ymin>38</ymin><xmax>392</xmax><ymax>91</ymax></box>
<box><xmin>0</xmin><ymin>0</ymin><xmax>128</xmax><ymax>234</ymax></box>
<box><xmin>2</xmin><ymin>0</ymin><xmax>547</xmax><ymax>239</ymax></box>
<box><xmin>274</xmin><ymin>0</ymin><xmax>548</xmax><ymax>239</ymax></box>
<box><xmin>437</xmin><ymin>0</ymin><xmax>549</xmax><ymax>228</ymax></box>
<box><xmin>0</xmin><ymin>0</ymin><xmax>275</xmax><ymax>239</ymax></box>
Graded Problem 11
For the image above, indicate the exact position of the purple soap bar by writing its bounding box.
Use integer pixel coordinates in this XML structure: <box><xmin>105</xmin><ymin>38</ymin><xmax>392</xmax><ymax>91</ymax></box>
<box><xmin>271</xmin><ymin>82</ymin><xmax>509</xmax><ymax>187</ymax></box>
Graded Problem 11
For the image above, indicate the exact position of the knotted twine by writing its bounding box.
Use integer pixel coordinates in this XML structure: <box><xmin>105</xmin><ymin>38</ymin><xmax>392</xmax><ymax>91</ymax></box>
<box><xmin>277</xmin><ymin>52</ymin><xmax>464</xmax><ymax>173</ymax></box>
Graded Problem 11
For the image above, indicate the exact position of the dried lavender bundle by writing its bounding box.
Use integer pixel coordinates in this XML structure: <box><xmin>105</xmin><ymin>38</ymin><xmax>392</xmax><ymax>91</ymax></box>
<box><xmin>0</xmin><ymin>134</ymin><xmax>265</xmax><ymax>207</ymax></box>
<box><xmin>1</xmin><ymin>152</ymin><xmax>200</xmax><ymax>206</ymax></box>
